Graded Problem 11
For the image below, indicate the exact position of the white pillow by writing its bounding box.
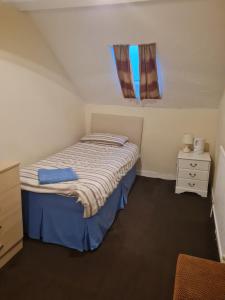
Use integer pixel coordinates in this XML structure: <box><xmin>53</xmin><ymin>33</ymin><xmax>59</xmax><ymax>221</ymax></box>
<box><xmin>80</xmin><ymin>133</ymin><xmax>129</xmax><ymax>146</ymax></box>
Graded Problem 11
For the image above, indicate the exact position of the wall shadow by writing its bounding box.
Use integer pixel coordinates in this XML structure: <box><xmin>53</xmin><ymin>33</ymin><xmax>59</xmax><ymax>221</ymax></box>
<box><xmin>0</xmin><ymin>4</ymin><xmax>78</xmax><ymax>95</ymax></box>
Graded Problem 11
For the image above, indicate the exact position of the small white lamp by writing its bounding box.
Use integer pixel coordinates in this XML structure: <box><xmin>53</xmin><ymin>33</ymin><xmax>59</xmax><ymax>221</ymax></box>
<box><xmin>182</xmin><ymin>134</ymin><xmax>193</xmax><ymax>153</ymax></box>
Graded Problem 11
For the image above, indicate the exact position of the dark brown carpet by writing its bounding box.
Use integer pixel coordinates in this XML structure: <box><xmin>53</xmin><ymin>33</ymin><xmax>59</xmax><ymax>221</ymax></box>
<box><xmin>0</xmin><ymin>176</ymin><xmax>219</xmax><ymax>300</ymax></box>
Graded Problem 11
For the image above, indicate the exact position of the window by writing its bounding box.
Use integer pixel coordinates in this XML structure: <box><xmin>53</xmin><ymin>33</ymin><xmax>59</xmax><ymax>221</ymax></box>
<box><xmin>112</xmin><ymin>44</ymin><xmax>161</xmax><ymax>101</ymax></box>
<box><xmin>129</xmin><ymin>45</ymin><xmax>140</xmax><ymax>100</ymax></box>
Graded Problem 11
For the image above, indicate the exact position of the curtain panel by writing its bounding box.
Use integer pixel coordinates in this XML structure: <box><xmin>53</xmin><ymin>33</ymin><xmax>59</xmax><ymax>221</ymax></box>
<box><xmin>139</xmin><ymin>43</ymin><xmax>160</xmax><ymax>100</ymax></box>
<box><xmin>113</xmin><ymin>45</ymin><xmax>135</xmax><ymax>99</ymax></box>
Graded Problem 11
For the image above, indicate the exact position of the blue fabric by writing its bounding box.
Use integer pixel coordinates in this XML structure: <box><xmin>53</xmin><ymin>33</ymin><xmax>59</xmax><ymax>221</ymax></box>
<box><xmin>38</xmin><ymin>168</ymin><xmax>78</xmax><ymax>184</ymax></box>
<box><xmin>22</xmin><ymin>166</ymin><xmax>136</xmax><ymax>251</ymax></box>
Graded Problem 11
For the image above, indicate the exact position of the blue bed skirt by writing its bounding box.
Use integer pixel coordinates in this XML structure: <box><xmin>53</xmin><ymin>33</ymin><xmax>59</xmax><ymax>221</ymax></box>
<box><xmin>22</xmin><ymin>166</ymin><xmax>136</xmax><ymax>251</ymax></box>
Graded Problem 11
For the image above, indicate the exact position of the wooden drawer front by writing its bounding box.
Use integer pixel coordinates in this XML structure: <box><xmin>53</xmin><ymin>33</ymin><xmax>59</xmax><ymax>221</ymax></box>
<box><xmin>177</xmin><ymin>178</ymin><xmax>208</xmax><ymax>191</ymax></box>
<box><xmin>178</xmin><ymin>169</ymin><xmax>209</xmax><ymax>181</ymax></box>
<box><xmin>178</xmin><ymin>159</ymin><xmax>210</xmax><ymax>171</ymax></box>
<box><xmin>0</xmin><ymin>166</ymin><xmax>20</xmax><ymax>194</ymax></box>
<box><xmin>0</xmin><ymin>210</ymin><xmax>23</xmax><ymax>258</ymax></box>
<box><xmin>0</xmin><ymin>186</ymin><xmax>21</xmax><ymax>218</ymax></box>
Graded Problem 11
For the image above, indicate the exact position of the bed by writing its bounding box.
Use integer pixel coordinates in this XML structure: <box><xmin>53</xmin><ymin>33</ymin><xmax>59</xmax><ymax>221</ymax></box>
<box><xmin>21</xmin><ymin>114</ymin><xmax>143</xmax><ymax>251</ymax></box>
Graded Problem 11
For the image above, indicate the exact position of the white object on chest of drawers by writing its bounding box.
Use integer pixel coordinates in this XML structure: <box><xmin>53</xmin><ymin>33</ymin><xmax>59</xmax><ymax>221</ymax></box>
<box><xmin>175</xmin><ymin>151</ymin><xmax>211</xmax><ymax>197</ymax></box>
<box><xmin>0</xmin><ymin>161</ymin><xmax>23</xmax><ymax>269</ymax></box>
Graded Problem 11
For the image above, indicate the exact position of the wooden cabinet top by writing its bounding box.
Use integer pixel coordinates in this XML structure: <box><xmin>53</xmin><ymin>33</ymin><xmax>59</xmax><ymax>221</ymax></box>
<box><xmin>0</xmin><ymin>161</ymin><xmax>20</xmax><ymax>173</ymax></box>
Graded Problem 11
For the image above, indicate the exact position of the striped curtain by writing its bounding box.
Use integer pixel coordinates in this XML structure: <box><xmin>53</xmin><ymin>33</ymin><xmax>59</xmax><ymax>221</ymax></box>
<box><xmin>139</xmin><ymin>43</ymin><xmax>160</xmax><ymax>100</ymax></box>
<box><xmin>113</xmin><ymin>45</ymin><xmax>135</xmax><ymax>99</ymax></box>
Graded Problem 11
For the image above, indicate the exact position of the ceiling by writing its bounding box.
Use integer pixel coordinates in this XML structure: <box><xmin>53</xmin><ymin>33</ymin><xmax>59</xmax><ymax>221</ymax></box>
<box><xmin>3</xmin><ymin>0</ymin><xmax>159</xmax><ymax>10</ymax></box>
<box><xmin>6</xmin><ymin>0</ymin><xmax>225</xmax><ymax>108</ymax></box>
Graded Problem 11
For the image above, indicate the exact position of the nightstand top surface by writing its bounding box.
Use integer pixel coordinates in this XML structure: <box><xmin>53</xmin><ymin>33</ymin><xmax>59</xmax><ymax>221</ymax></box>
<box><xmin>178</xmin><ymin>151</ymin><xmax>211</xmax><ymax>161</ymax></box>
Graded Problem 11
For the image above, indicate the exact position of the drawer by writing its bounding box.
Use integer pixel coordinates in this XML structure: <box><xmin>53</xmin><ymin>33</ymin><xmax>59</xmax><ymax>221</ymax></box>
<box><xmin>178</xmin><ymin>169</ymin><xmax>209</xmax><ymax>181</ymax></box>
<box><xmin>0</xmin><ymin>209</ymin><xmax>23</xmax><ymax>258</ymax></box>
<box><xmin>0</xmin><ymin>186</ymin><xmax>22</xmax><ymax>218</ymax></box>
<box><xmin>178</xmin><ymin>159</ymin><xmax>210</xmax><ymax>171</ymax></box>
<box><xmin>177</xmin><ymin>178</ymin><xmax>208</xmax><ymax>191</ymax></box>
<box><xmin>0</xmin><ymin>166</ymin><xmax>20</xmax><ymax>194</ymax></box>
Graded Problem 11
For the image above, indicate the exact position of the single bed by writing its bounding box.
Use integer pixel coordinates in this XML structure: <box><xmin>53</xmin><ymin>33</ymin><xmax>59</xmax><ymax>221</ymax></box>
<box><xmin>21</xmin><ymin>114</ymin><xmax>143</xmax><ymax>251</ymax></box>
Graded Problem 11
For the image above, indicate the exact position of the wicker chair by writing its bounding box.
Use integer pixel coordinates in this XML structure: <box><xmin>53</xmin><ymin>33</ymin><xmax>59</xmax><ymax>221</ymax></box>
<box><xmin>173</xmin><ymin>254</ymin><xmax>225</xmax><ymax>300</ymax></box>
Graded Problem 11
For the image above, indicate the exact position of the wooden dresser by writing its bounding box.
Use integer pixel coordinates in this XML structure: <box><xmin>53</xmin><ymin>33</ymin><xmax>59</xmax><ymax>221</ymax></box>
<box><xmin>0</xmin><ymin>161</ymin><xmax>23</xmax><ymax>269</ymax></box>
<box><xmin>175</xmin><ymin>151</ymin><xmax>211</xmax><ymax>197</ymax></box>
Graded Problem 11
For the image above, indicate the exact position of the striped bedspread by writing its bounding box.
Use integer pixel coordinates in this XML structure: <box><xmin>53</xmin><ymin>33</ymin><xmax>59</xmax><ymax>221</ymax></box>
<box><xmin>20</xmin><ymin>142</ymin><xmax>139</xmax><ymax>218</ymax></box>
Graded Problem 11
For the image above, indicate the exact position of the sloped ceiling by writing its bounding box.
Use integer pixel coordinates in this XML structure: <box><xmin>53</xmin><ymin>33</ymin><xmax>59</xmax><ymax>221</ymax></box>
<box><xmin>13</xmin><ymin>0</ymin><xmax>225</xmax><ymax>107</ymax></box>
<box><xmin>3</xmin><ymin>0</ymin><xmax>155</xmax><ymax>10</ymax></box>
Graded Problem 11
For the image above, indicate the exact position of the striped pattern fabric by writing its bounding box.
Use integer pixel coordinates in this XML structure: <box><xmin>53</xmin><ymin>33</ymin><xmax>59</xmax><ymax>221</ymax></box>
<box><xmin>113</xmin><ymin>45</ymin><xmax>135</xmax><ymax>99</ymax></box>
<box><xmin>139</xmin><ymin>43</ymin><xmax>160</xmax><ymax>100</ymax></box>
<box><xmin>20</xmin><ymin>142</ymin><xmax>139</xmax><ymax>218</ymax></box>
<box><xmin>80</xmin><ymin>133</ymin><xmax>129</xmax><ymax>146</ymax></box>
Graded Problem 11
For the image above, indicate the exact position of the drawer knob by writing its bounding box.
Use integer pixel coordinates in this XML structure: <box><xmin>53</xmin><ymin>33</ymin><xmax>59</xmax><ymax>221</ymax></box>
<box><xmin>189</xmin><ymin>173</ymin><xmax>196</xmax><ymax>178</ymax></box>
<box><xmin>190</xmin><ymin>163</ymin><xmax>198</xmax><ymax>168</ymax></box>
<box><xmin>188</xmin><ymin>182</ymin><xmax>196</xmax><ymax>187</ymax></box>
<box><xmin>0</xmin><ymin>244</ymin><xmax>4</xmax><ymax>251</ymax></box>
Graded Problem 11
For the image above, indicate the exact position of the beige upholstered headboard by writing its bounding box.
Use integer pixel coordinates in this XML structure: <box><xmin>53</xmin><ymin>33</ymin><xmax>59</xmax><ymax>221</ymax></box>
<box><xmin>91</xmin><ymin>114</ymin><xmax>143</xmax><ymax>149</ymax></box>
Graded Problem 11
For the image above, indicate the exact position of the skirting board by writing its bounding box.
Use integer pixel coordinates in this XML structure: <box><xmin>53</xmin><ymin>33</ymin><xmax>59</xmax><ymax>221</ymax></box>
<box><xmin>137</xmin><ymin>169</ymin><xmax>176</xmax><ymax>180</ymax></box>
<box><xmin>211</xmin><ymin>189</ymin><xmax>224</xmax><ymax>263</ymax></box>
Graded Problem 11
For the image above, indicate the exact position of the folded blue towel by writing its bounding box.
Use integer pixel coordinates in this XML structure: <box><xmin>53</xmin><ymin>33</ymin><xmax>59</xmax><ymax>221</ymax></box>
<box><xmin>38</xmin><ymin>168</ymin><xmax>78</xmax><ymax>185</ymax></box>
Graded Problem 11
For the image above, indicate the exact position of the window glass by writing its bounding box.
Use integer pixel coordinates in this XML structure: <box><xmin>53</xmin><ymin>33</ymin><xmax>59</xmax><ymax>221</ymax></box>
<box><xmin>129</xmin><ymin>45</ymin><xmax>140</xmax><ymax>100</ymax></box>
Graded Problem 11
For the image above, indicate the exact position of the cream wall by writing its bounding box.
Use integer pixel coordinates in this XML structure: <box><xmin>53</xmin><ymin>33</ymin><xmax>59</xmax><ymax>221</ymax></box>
<box><xmin>211</xmin><ymin>89</ymin><xmax>225</xmax><ymax>262</ymax></box>
<box><xmin>86</xmin><ymin>104</ymin><xmax>218</xmax><ymax>178</ymax></box>
<box><xmin>216</xmin><ymin>90</ymin><xmax>225</xmax><ymax>153</ymax></box>
<box><xmin>213</xmin><ymin>88</ymin><xmax>225</xmax><ymax>186</ymax></box>
<box><xmin>0</xmin><ymin>5</ymin><xmax>85</xmax><ymax>166</ymax></box>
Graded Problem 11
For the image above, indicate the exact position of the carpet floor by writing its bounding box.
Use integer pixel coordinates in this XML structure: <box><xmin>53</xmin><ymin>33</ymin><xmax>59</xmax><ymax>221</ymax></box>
<box><xmin>0</xmin><ymin>176</ymin><xmax>219</xmax><ymax>300</ymax></box>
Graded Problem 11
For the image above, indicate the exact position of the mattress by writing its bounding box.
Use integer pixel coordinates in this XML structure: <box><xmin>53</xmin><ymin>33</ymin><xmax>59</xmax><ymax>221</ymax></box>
<box><xmin>20</xmin><ymin>141</ymin><xmax>139</xmax><ymax>218</ymax></box>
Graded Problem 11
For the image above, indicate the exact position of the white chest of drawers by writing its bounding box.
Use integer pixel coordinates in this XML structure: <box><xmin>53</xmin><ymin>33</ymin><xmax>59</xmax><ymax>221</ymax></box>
<box><xmin>175</xmin><ymin>151</ymin><xmax>211</xmax><ymax>197</ymax></box>
<box><xmin>0</xmin><ymin>161</ymin><xmax>23</xmax><ymax>269</ymax></box>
